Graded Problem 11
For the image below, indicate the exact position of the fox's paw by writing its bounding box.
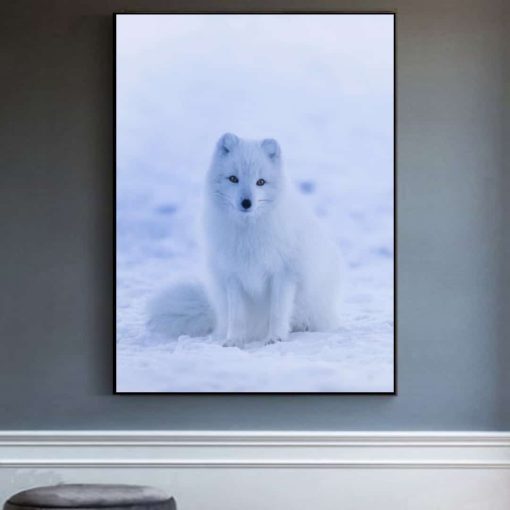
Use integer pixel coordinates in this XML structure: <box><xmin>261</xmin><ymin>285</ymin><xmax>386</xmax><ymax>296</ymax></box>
<box><xmin>264</xmin><ymin>336</ymin><xmax>283</xmax><ymax>346</ymax></box>
<box><xmin>223</xmin><ymin>338</ymin><xmax>243</xmax><ymax>348</ymax></box>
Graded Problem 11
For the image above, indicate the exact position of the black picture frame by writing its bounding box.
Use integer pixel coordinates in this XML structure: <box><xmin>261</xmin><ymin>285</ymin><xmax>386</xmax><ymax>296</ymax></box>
<box><xmin>113</xmin><ymin>11</ymin><xmax>397</xmax><ymax>396</ymax></box>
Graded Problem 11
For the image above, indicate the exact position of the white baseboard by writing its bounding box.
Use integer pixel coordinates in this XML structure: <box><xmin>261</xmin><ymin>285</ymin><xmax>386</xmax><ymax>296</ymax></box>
<box><xmin>1</xmin><ymin>431</ymin><xmax>510</xmax><ymax>509</ymax></box>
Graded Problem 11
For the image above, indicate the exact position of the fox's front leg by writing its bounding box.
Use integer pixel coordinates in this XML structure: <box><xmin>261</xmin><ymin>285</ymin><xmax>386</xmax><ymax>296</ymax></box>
<box><xmin>265</xmin><ymin>273</ymin><xmax>296</xmax><ymax>344</ymax></box>
<box><xmin>211</xmin><ymin>286</ymin><xmax>228</xmax><ymax>341</ymax></box>
<box><xmin>223</xmin><ymin>278</ymin><xmax>247</xmax><ymax>347</ymax></box>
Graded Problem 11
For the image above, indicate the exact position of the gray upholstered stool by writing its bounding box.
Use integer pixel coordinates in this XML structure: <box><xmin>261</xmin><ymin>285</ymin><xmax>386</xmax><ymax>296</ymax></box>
<box><xmin>4</xmin><ymin>484</ymin><xmax>176</xmax><ymax>510</ymax></box>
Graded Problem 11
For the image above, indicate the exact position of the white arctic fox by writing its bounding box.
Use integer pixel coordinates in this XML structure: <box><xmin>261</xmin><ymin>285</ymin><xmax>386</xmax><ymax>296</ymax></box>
<box><xmin>149</xmin><ymin>133</ymin><xmax>344</xmax><ymax>346</ymax></box>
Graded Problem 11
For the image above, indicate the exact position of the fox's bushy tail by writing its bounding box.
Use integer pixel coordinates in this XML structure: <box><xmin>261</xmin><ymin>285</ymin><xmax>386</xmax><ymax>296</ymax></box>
<box><xmin>147</xmin><ymin>282</ymin><xmax>215</xmax><ymax>338</ymax></box>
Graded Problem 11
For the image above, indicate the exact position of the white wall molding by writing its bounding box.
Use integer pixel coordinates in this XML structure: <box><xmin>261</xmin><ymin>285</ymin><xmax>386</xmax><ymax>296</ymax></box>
<box><xmin>0</xmin><ymin>431</ymin><xmax>510</xmax><ymax>468</ymax></box>
<box><xmin>2</xmin><ymin>430</ymin><xmax>510</xmax><ymax>443</ymax></box>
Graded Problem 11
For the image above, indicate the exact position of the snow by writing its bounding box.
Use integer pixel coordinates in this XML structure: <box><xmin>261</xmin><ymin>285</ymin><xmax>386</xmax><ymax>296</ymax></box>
<box><xmin>116</xmin><ymin>14</ymin><xmax>394</xmax><ymax>392</ymax></box>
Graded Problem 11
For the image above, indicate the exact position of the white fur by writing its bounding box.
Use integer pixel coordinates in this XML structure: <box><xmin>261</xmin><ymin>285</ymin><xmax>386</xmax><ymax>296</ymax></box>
<box><xmin>147</xmin><ymin>281</ymin><xmax>214</xmax><ymax>338</ymax></box>
<box><xmin>149</xmin><ymin>133</ymin><xmax>344</xmax><ymax>346</ymax></box>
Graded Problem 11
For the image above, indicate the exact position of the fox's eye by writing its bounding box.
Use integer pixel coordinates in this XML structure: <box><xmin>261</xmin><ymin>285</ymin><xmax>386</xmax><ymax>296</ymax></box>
<box><xmin>228</xmin><ymin>175</ymin><xmax>238</xmax><ymax>183</ymax></box>
<box><xmin>256</xmin><ymin>178</ymin><xmax>266</xmax><ymax>186</ymax></box>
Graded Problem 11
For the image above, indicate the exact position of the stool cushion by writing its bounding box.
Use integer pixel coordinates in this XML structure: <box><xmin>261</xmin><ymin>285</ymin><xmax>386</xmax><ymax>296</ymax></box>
<box><xmin>4</xmin><ymin>485</ymin><xmax>175</xmax><ymax>510</ymax></box>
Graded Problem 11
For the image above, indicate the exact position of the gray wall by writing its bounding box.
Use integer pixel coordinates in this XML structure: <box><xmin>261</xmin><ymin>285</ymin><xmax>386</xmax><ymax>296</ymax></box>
<box><xmin>501</xmin><ymin>1</ymin><xmax>510</xmax><ymax>427</ymax></box>
<box><xmin>1</xmin><ymin>0</ymin><xmax>508</xmax><ymax>430</ymax></box>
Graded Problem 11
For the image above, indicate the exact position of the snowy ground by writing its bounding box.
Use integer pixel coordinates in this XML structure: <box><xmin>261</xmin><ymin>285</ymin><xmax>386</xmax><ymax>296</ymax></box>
<box><xmin>116</xmin><ymin>14</ymin><xmax>394</xmax><ymax>392</ymax></box>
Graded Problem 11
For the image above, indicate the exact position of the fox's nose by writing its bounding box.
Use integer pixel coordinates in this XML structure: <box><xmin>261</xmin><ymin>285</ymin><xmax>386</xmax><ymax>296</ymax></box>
<box><xmin>241</xmin><ymin>199</ymin><xmax>252</xmax><ymax>210</ymax></box>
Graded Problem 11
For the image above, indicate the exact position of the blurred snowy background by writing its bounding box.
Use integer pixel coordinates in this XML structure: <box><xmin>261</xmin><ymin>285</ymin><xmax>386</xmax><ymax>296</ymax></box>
<box><xmin>116</xmin><ymin>14</ymin><xmax>394</xmax><ymax>392</ymax></box>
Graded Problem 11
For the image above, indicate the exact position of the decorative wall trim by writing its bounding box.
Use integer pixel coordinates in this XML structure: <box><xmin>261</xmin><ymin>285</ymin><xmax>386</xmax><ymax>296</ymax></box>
<box><xmin>1</xmin><ymin>431</ymin><xmax>509</xmax><ymax>469</ymax></box>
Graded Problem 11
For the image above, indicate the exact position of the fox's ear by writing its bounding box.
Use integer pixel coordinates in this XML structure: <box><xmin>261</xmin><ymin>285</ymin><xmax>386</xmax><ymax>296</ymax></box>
<box><xmin>261</xmin><ymin>138</ymin><xmax>280</xmax><ymax>161</ymax></box>
<box><xmin>218</xmin><ymin>133</ymin><xmax>239</xmax><ymax>155</ymax></box>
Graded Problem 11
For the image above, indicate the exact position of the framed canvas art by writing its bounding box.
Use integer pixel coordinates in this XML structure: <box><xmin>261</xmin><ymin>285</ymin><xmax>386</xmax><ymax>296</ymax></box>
<box><xmin>115</xmin><ymin>12</ymin><xmax>396</xmax><ymax>393</ymax></box>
